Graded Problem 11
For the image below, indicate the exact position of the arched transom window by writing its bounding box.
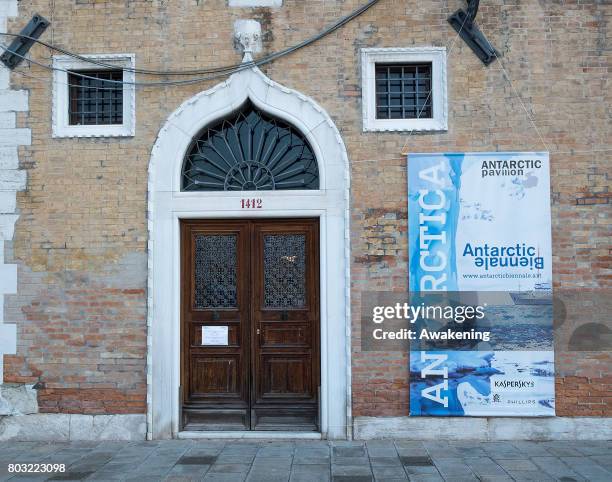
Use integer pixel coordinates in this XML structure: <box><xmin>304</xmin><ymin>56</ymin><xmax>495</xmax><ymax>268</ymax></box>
<box><xmin>182</xmin><ymin>102</ymin><xmax>319</xmax><ymax>191</ymax></box>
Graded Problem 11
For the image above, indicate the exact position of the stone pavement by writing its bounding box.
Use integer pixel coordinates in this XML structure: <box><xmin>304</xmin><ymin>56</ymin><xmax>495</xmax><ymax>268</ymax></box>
<box><xmin>0</xmin><ymin>439</ymin><xmax>610</xmax><ymax>482</ymax></box>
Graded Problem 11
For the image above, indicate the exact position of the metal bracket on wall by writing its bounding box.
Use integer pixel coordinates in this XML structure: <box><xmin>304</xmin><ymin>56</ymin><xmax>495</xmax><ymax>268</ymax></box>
<box><xmin>1</xmin><ymin>14</ymin><xmax>50</xmax><ymax>69</ymax></box>
<box><xmin>448</xmin><ymin>0</ymin><xmax>499</xmax><ymax>65</ymax></box>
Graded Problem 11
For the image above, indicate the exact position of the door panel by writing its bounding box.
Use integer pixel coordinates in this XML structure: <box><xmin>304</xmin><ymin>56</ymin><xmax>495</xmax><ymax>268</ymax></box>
<box><xmin>181</xmin><ymin>219</ymin><xmax>319</xmax><ymax>432</ymax></box>
<box><xmin>260</xmin><ymin>323</ymin><xmax>310</xmax><ymax>347</ymax></box>
<box><xmin>262</xmin><ymin>356</ymin><xmax>312</xmax><ymax>396</ymax></box>
<box><xmin>181</xmin><ymin>221</ymin><xmax>250</xmax><ymax>430</ymax></box>
<box><xmin>190</xmin><ymin>355</ymin><xmax>240</xmax><ymax>396</ymax></box>
<box><xmin>251</xmin><ymin>220</ymin><xmax>319</xmax><ymax>430</ymax></box>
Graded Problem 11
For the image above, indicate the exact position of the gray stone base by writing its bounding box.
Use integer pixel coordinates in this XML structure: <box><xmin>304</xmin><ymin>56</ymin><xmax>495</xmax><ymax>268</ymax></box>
<box><xmin>0</xmin><ymin>414</ymin><xmax>146</xmax><ymax>441</ymax></box>
<box><xmin>354</xmin><ymin>416</ymin><xmax>612</xmax><ymax>441</ymax></box>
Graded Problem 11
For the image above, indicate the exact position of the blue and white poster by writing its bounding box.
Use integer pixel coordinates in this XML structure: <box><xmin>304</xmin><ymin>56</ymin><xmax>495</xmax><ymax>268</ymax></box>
<box><xmin>408</xmin><ymin>152</ymin><xmax>555</xmax><ymax>416</ymax></box>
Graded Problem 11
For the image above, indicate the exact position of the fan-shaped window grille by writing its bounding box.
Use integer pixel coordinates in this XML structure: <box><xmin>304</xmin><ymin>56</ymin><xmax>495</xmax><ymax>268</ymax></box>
<box><xmin>182</xmin><ymin>102</ymin><xmax>319</xmax><ymax>191</ymax></box>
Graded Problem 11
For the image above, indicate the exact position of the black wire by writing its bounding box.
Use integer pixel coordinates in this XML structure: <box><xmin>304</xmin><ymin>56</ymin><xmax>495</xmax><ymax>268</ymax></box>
<box><xmin>0</xmin><ymin>0</ymin><xmax>380</xmax><ymax>78</ymax></box>
<box><xmin>0</xmin><ymin>47</ymin><xmax>262</xmax><ymax>87</ymax></box>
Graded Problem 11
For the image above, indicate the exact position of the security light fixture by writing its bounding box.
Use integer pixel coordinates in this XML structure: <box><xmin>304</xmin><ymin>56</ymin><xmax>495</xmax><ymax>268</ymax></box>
<box><xmin>0</xmin><ymin>14</ymin><xmax>50</xmax><ymax>69</ymax></box>
<box><xmin>448</xmin><ymin>0</ymin><xmax>499</xmax><ymax>65</ymax></box>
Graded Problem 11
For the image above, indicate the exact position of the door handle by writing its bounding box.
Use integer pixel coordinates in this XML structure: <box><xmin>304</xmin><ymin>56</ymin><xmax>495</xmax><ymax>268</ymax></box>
<box><xmin>256</xmin><ymin>328</ymin><xmax>261</xmax><ymax>335</ymax></box>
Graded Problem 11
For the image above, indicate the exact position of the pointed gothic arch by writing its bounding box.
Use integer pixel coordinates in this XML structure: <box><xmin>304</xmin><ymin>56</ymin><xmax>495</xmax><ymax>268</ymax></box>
<box><xmin>147</xmin><ymin>66</ymin><xmax>351</xmax><ymax>439</ymax></box>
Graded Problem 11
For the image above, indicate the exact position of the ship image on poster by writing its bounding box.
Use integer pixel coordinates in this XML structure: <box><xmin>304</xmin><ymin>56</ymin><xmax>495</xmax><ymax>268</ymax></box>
<box><xmin>408</xmin><ymin>152</ymin><xmax>555</xmax><ymax>417</ymax></box>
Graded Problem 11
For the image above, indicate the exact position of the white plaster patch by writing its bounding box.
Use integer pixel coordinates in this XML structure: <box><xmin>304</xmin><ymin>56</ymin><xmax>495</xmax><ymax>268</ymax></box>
<box><xmin>0</xmin><ymin>90</ymin><xmax>28</xmax><ymax>112</ymax></box>
<box><xmin>0</xmin><ymin>113</ymin><xmax>16</xmax><ymax>129</ymax></box>
<box><xmin>0</xmin><ymin>192</ymin><xmax>16</xmax><ymax>213</ymax></box>
<box><xmin>0</xmin><ymin>147</ymin><xmax>18</xmax><ymax>170</ymax></box>
<box><xmin>0</xmin><ymin>0</ymin><xmax>18</xmax><ymax>17</ymax></box>
<box><xmin>0</xmin><ymin>128</ymin><xmax>30</xmax><ymax>146</ymax></box>
<box><xmin>0</xmin><ymin>264</ymin><xmax>16</xmax><ymax>293</ymax></box>
<box><xmin>0</xmin><ymin>172</ymin><xmax>26</xmax><ymax>192</ymax></box>
<box><xmin>0</xmin><ymin>324</ymin><xmax>15</xmax><ymax>354</ymax></box>
<box><xmin>0</xmin><ymin>214</ymin><xmax>19</xmax><ymax>239</ymax></box>
<box><xmin>0</xmin><ymin>68</ymin><xmax>8</xmax><ymax>91</ymax></box>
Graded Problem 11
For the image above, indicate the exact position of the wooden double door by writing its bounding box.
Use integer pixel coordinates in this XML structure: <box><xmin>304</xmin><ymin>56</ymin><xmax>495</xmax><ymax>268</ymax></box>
<box><xmin>180</xmin><ymin>219</ymin><xmax>320</xmax><ymax>431</ymax></box>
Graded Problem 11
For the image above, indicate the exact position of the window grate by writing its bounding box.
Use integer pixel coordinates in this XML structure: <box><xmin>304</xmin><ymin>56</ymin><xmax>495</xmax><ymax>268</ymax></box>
<box><xmin>68</xmin><ymin>70</ymin><xmax>123</xmax><ymax>126</ymax></box>
<box><xmin>375</xmin><ymin>63</ymin><xmax>432</xmax><ymax>120</ymax></box>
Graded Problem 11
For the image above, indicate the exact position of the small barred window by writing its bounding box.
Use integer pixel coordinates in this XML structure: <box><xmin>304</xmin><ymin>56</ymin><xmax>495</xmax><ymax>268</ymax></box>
<box><xmin>67</xmin><ymin>70</ymin><xmax>123</xmax><ymax>126</ymax></box>
<box><xmin>375</xmin><ymin>63</ymin><xmax>432</xmax><ymax>120</ymax></box>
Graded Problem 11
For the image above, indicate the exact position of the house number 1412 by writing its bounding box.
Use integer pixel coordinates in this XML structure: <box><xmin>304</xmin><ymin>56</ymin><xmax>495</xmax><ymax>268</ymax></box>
<box><xmin>241</xmin><ymin>198</ymin><xmax>263</xmax><ymax>209</ymax></box>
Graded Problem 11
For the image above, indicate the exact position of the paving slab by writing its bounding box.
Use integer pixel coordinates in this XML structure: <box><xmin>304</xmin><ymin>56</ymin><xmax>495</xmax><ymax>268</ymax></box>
<box><xmin>332</xmin><ymin>456</ymin><xmax>370</xmax><ymax>466</ymax></box>
<box><xmin>530</xmin><ymin>455</ymin><xmax>585</xmax><ymax>481</ymax></box>
<box><xmin>431</xmin><ymin>457</ymin><xmax>476</xmax><ymax>478</ymax></box>
<box><xmin>369</xmin><ymin>455</ymin><xmax>402</xmax><ymax>466</ymax></box>
<box><xmin>372</xmin><ymin>465</ymin><xmax>408</xmax><ymax>480</ymax></box>
<box><xmin>203</xmin><ymin>473</ymin><xmax>247</xmax><ymax>482</ymax></box>
<box><xmin>293</xmin><ymin>454</ymin><xmax>329</xmax><ymax>464</ymax></box>
<box><xmin>506</xmin><ymin>470</ymin><xmax>556</xmax><ymax>481</ymax></box>
<box><xmin>463</xmin><ymin>456</ymin><xmax>510</xmax><ymax>478</ymax></box>
<box><xmin>290</xmin><ymin>463</ymin><xmax>329</xmax><ymax>481</ymax></box>
<box><xmin>560</xmin><ymin>456</ymin><xmax>611</xmax><ymax>480</ymax></box>
<box><xmin>494</xmin><ymin>458</ymin><xmax>539</xmax><ymax>472</ymax></box>
<box><xmin>403</xmin><ymin>465</ymin><xmax>440</xmax><ymax>476</ymax></box>
<box><xmin>208</xmin><ymin>464</ymin><xmax>251</xmax><ymax>474</ymax></box>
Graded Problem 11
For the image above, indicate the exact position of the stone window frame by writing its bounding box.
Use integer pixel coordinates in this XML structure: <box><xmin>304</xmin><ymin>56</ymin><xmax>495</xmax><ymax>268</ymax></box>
<box><xmin>52</xmin><ymin>54</ymin><xmax>135</xmax><ymax>138</ymax></box>
<box><xmin>361</xmin><ymin>47</ymin><xmax>448</xmax><ymax>132</ymax></box>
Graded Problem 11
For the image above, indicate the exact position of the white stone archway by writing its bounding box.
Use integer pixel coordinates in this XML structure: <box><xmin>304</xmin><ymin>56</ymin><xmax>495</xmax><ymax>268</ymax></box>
<box><xmin>147</xmin><ymin>65</ymin><xmax>351</xmax><ymax>439</ymax></box>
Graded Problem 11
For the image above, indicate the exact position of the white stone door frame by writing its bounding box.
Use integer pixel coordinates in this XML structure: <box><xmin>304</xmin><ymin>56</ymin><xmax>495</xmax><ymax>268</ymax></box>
<box><xmin>147</xmin><ymin>66</ymin><xmax>351</xmax><ymax>439</ymax></box>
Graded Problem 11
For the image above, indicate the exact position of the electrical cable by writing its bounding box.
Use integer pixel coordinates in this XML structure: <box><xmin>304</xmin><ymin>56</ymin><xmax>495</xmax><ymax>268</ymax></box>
<box><xmin>0</xmin><ymin>0</ymin><xmax>381</xmax><ymax>78</ymax></box>
<box><xmin>0</xmin><ymin>45</ymin><xmax>260</xmax><ymax>87</ymax></box>
<box><xmin>400</xmin><ymin>11</ymin><xmax>471</xmax><ymax>154</ymax></box>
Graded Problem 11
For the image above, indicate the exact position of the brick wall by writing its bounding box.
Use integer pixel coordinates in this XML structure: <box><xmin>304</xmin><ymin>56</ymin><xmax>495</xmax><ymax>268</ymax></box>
<box><xmin>2</xmin><ymin>1</ymin><xmax>610</xmax><ymax>417</ymax></box>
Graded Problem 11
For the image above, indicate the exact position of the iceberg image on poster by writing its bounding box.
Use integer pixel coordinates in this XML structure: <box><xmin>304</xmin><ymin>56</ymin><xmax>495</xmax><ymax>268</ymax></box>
<box><xmin>408</xmin><ymin>152</ymin><xmax>555</xmax><ymax>417</ymax></box>
<box><xmin>409</xmin><ymin>351</ymin><xmax>555</xmax><ymax>416</ymax></box>
<box><xmin>408</xmin><ymin>152</ymin><xmax>552</xmax><ymax>293</ymax></box>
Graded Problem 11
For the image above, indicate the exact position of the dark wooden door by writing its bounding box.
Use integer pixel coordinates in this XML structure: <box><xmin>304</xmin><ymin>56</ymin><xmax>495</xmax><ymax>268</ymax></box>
<box><xmin>181</xmin><ymin>219</ymin><xmax>319</xmax><ymax>431</ymax></box>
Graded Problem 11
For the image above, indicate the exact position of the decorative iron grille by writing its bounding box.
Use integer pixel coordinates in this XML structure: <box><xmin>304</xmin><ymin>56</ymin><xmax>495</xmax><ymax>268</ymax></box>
<box><xmin>182</xmin><ymin>102</ymin><xmax>319</xmax><ymax>191</ymax></box>
<box><xmin>68</xmin><ymin>70</ymin><xmax>123</xmax><ymax>125</ymax></box>
<box><xmin>194</xmin><ymin>234</ymin><xmax>238</xmax><ymax>309</ymax></box>
<box><xmin>263</xmin><ymin>234</ymin><xmax>306</xmax><ymax>309</ymax></box>
<box><xmin>375</xmin><ymin>63</ymin><xmax>432</xmax><ymax>119</ymax></box>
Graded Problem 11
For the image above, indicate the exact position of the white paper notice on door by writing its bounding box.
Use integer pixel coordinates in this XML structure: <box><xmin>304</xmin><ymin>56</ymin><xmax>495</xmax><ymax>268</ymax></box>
<box><xmin>202</xmin><ymin>326</ymin><xmax>229</xmax><ymax>346</ymax></box>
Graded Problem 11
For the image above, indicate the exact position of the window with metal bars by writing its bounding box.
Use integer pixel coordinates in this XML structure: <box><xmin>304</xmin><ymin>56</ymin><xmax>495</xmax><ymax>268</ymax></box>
<box><xmin>67</xmin><ymin>70</ymin><xmax>123</xmax><ymax>126</ymax></box>
<box><xmin>375</xmin><ymin>63</ymin><xmax>432</xmax><ymax>120</ymax></box>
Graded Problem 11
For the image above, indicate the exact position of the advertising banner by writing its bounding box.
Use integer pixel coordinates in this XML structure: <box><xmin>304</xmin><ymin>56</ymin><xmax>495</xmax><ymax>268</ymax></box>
<box><xmin>408</xmin><ymin>152</ymin><xmax>555</xmax><ymax>416</ymax></box>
